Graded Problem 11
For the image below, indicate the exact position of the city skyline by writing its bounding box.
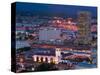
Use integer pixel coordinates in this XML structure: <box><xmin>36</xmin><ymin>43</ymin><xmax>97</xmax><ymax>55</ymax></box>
<box><xmin>11</xmin><ymin>2</ymin><xmax>97</xmax><ymax>73</ymax></box>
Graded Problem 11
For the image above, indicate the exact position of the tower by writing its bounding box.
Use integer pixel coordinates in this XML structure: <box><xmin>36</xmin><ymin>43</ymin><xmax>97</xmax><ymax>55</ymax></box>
<box><xmin>55</xmin><ymin>48</ymin><xmax>61</xmax><ymax>64</ymax></box>
<box><xmin>75</xmin><ymin>11</ymin><xmax>91</xmax><ymax>45</ymax></box>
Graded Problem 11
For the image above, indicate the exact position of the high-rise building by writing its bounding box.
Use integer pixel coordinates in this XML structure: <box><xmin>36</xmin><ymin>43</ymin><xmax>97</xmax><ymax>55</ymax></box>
<box><xmin>75</xmin><ymin>11</ymin><xmax>91</xmax><ymax>45</ymax></box>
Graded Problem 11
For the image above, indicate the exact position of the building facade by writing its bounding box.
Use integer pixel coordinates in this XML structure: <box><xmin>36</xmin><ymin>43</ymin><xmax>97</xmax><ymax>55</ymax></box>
<box><xmin>39</xmin><ymin>27</ymin><xmax>62</xmax><ymax>41</ymax></box>
<box><xmin>32</xmin><ymin>48</ymin><xmax>61</xmax><ymax>64</ymax></box>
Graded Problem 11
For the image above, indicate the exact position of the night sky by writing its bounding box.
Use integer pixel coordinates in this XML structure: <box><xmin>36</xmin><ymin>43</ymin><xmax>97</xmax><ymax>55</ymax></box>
<box><xmin>15</xmin><ymin>2</ymin><xmax>97</xmax><ymax>18</ymax></box>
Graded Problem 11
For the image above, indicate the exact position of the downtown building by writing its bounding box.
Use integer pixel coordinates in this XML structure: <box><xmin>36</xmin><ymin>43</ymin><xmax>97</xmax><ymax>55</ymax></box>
<box><xmin>75</xmin><ymin>11</ymin><xmax>92</xmax><ymax>45</ymax></box>
<box><xmin>38</xmin><ymin>27</ymin><xmax>76</xmax><ymax>44</ymax></box>
<box><xmin>39</xmin><ymin>27</ymin><xmax>62</xmax><ymax>42</ymax></box>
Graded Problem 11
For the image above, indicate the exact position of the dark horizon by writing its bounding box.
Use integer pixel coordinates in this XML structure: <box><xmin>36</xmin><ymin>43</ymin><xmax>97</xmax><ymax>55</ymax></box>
<box><xmin>15</xmin><ymin>2</ymin><xmax>97</xmax><ymax>18</ymax></box>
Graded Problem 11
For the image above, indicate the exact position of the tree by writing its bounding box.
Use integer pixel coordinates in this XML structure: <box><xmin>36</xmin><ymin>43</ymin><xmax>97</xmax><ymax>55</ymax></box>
<box><xmin>35</xmin><ymin>63</ymin><xmax>58</xmax><ymax>71</ymax></box>
<box><xmin>17</xmin><ymin>47</ymin><xmax>31</xmax><ymax>53</ymax></box>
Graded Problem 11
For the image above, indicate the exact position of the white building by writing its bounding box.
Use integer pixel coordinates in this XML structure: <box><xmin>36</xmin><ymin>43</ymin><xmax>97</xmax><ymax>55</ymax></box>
<box><xmin>39</xmin><ymin>27</ymin><xmax>61</xmax><ymax>42</ymax></box>
<box><xmin>32</xmin><ymin>48</ymin><xmax>61</xmax><ymax>64</ymax></box>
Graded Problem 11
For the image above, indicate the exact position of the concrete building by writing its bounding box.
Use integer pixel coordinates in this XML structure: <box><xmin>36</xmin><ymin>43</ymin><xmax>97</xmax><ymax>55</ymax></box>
<box><xmin>39</xmin><ymin>27</ymin><xmax>62</xmax><ymax>42</ymax></box>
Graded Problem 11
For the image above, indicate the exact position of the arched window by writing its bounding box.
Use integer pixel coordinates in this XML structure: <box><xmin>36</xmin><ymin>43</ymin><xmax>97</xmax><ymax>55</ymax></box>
<box><xmin>45</xmin><ymin>57</ymin><xmax>48</xmax><ymax>63</ymax></box>
<box><xmin>40</xmin><ymin>57</ymin><xmax>43</xmax><ymax>62</ymax></box>
<box><xmin>36</xmin><ymin>57</ymin><xmax>39</xmax><ymax>62</ymax></box>
<box><xmin>50</xmin><ymin>58</ymin><xmax>54</xmax><ymax>63</ymax></box>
